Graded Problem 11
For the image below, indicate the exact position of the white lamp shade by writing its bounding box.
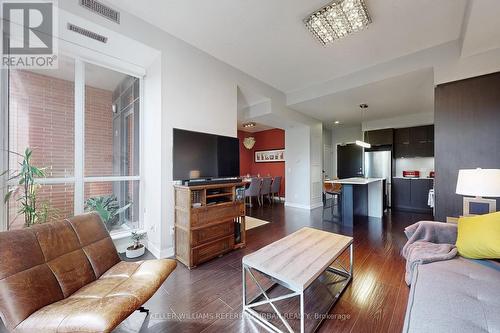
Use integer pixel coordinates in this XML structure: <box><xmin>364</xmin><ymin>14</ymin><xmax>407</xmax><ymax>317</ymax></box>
<box><xmin>456</xmin><ymin>169</ymin><xmax>500</xmax><ymax>197</ymax></box>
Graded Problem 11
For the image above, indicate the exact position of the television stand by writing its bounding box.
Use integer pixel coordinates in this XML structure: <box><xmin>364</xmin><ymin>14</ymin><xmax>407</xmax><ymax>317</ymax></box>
<box><xmin>174</xmin><ymin>181</ymin><xmax>246</xmax><ymax>268</ymax></box>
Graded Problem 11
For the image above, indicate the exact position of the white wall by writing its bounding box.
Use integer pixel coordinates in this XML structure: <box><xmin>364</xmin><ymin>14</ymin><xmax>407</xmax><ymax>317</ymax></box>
<box><xmin>310</xmin><ymin>123</ymin><xmax>323</xmax><ymax>208</ymax></box>
<box><xmin>331</xmin><ymin>125</ymin><xmax>363</xmax><ymax>178</ymax></box>
<box><xmin>285</xmin><ymin>126</ymin><xmax>311</xmax><ymax>209</ymax></box>
<box><xmin>362</xmin><ymin>112</ymin><xmax>434</xmax><ymax>131</ymax></box>
<box><xmin>143</xmin><ymin>55</ymin><xmax>164</xmax><ymax>256</ymax></box>
<box><xmin>59</xmin><ymin>0</ymin><xmax>321</xmax><ymax>258</ymax></box>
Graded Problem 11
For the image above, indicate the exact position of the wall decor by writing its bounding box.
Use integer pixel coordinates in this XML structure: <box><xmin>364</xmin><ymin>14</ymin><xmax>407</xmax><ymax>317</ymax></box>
<box><xmin>243</xmin><ymin>137</ymin><xmax>256</xmax><ymax>150</ymax></box>
<box><xmin>255</xmin><ymin>149</ymin><xmax>285</xmax><ymax>163</ymax></box>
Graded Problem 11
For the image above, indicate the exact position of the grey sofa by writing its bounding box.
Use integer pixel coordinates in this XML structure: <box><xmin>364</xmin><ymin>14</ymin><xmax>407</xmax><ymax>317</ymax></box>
<box><xmin>403</xmin><ymin>223</ymin><xmax>500</xmax><ymax>333</ymax></box>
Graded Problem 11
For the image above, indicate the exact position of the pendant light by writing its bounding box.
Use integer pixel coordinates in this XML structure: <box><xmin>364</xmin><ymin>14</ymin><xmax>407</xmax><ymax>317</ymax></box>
<box><xmin>356</xmin><ymin>104</ymin><xmax>371</xmax><ymax>148</ymax></box>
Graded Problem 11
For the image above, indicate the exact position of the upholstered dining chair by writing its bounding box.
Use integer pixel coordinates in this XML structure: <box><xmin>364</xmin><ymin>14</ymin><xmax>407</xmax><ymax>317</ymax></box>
<box><xmin>260</xmin><ymin>177</ymin><xmax>273</xmax><ymax>205</ymax></box>
<box><xmin>245</xmin><ymin>177</ymin><xmax>261</xmax><ymax>207</ymax></box>
<box><xmin>270</xmin><ymin>176</ymin><xmax>282</xmax><ymax>203</ymax></box>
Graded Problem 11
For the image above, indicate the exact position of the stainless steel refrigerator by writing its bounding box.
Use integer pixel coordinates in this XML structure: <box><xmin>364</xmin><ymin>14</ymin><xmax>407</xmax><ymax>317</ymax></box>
<box><xmin>364</xmin><ymin>150</ymin><xmax>392</xmax><ymax>208</ymax></box>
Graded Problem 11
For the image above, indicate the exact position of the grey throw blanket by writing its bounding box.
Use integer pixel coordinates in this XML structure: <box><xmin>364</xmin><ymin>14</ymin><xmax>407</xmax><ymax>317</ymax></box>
<box><xmin>402</xmin><ymin>221</ymin><xmax>458</xmax><ymax>285</ymax></box>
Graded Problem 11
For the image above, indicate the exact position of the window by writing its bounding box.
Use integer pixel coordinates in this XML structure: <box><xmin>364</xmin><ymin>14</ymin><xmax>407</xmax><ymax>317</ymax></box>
<box><xmin>4</xmin><ymin>57</ymin><xmax>142</xmax><ymax>233</ymax></box>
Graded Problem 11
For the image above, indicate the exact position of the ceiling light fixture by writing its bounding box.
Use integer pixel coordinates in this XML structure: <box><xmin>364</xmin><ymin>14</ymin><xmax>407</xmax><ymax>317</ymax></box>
<box><xmin>334</xmin><ymin>120</ymin><xmax>340</xmax><ymax>124</ymax></box>
<box><xmin>242</xmin><ymin>122</ymin><xmax>256</xmax><ymax>128</ymax></box>
<box><xmin>356</xmin><ymin>103</ymin><xmax>371</xmax><ymax>149</ymax></box>
<box><xmin>304</xmin><ymin>0</ymin><xmax>371</xmax><ymax>46</ymax></box>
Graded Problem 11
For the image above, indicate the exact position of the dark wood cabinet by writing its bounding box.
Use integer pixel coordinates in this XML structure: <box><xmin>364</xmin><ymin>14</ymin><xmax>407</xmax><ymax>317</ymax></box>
<box><xmin>364</xmin><ymin>128</ymin><xmax>394</xmax><ymax>146</ymax></box>
<box><xmin>394</xmin><ymin>128</ymin><xmax>410</xmax><ymax>144</ymax></box>
<box><xmin>392</xmin><ymin>178</ymin><xmax>433</xmax><ymax>214</ymax></box>
<box><xmin>410</xmin><ymin>126</ymin><xmax>428</xmax><ymax>143</ymax></box>
<box><xmin>394</xmin><ymin>125</ymin><xmax>434</xmax><ymax>157</ymax></box>
<box><xmin>392</xmin><ymin>178</ymin><xmax>411</xmax><ymax>208</ymax></box>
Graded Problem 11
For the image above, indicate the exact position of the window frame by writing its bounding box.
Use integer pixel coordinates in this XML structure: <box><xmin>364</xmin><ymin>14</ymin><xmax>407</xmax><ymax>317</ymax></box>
<box><xmin>1</xmin><ymin>54</ymin><xmax>145</xmax><ymax>234</ymax></box>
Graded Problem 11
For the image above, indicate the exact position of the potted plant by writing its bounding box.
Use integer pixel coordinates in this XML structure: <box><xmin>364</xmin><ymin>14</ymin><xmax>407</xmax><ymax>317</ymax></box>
<box><xmin>2</xmin><ymin>148</ymin><xmax>58</xmax><ymax>227</ymax></box>
<box><xmin>126</xmin><ymin>231</ymin><xmax>146</xmax><ymax>258</ymax></box>
<box><xmin>84</xmin><ymin>195</ymin><xmax>131</xmax><ymax>231</ymax></box>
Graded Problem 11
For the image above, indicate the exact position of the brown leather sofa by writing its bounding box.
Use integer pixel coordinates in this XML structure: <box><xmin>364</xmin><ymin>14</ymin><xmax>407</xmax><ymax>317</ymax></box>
<box><xmin>0</xmin><ymin>213</ymin><xmax>176</xmax><ymax>332</ymax></box>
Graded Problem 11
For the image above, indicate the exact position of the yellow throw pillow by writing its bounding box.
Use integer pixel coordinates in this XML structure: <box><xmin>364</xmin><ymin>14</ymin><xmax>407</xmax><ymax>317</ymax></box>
<box><xmin>456</xmin><ymin>211</ymin><xmax>500</xmax><ymax>259</ymax></box>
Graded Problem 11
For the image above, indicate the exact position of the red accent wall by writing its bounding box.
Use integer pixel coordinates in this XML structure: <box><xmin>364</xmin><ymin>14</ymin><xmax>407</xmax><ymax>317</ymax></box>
<box><xmin>238</xmin><ymin>129</ymin><xmax>285</xmax><ymax>196</ymax></box>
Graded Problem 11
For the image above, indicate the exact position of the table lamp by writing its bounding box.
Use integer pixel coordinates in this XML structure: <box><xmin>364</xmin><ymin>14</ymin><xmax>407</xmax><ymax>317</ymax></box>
<box><xmin>456</xmin><ymin>168</ymin><xmax>500</xmax><ymax>216</ymax></box>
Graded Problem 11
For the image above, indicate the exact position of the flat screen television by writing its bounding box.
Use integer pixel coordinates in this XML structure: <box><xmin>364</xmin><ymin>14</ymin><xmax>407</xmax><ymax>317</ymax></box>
<box><xmin>173</xmin><ymin>128</ymin><xmax>240</xmax><ymax>180</ymax></box>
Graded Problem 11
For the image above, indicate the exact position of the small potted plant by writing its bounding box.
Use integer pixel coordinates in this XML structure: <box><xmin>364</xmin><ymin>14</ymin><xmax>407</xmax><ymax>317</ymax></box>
<box><xmin>126</xmin><ymin>231</ymin><xmax>146</xmax><ymax>258</ymax></box>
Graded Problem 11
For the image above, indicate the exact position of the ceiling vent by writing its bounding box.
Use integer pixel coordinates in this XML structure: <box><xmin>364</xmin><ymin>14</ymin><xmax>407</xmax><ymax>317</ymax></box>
<box><xmin>67</xmin><ymin>23</ymin><xmax>108</xmax><ymax>43</ymax></box>
<box><xmin>79</xmin><ymin>0</ymin><xmax>120</xmax><ymax>24</ymax></box>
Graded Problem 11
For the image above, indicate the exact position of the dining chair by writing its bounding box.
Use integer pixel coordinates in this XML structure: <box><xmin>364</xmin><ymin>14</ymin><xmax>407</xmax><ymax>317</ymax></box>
<box><xmin>260</xmin><ymin>177</ymin><xmax>273</xmax><ymax>205</ymax></box>
<box><xmin>270</xmin><ymin>176</ymin><xmax>282</xmax><ymax>204</ymax></box>
<box><xmin>245</xmin><ymin>177</ymin><xmax>261</xmax><ymax>207</ymax></box>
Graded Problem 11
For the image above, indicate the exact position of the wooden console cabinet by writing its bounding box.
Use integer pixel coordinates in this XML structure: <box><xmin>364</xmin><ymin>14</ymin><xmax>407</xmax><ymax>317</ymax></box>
<box><xmin>174</xmin><ymin>182</ymin><xmax>246</xmax><ymax>268</ymax></box>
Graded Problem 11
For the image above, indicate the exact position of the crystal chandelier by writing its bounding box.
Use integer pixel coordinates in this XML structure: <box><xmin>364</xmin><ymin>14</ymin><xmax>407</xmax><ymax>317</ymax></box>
<box><xmin>305</xmin><ymin>0</ymin><xmax>371</xmax><ymax>46</ymax></box>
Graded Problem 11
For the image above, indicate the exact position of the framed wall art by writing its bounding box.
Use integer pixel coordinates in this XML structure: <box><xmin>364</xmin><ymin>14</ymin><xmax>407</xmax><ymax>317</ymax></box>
<box><xmin>255</xmin><ymin>149</ymin><xmax>285</xmax><ymax>163</ymax></box>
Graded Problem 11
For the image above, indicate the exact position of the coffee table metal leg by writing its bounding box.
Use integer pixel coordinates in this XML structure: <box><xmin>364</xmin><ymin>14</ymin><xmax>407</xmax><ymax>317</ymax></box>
<box><xmin>350</xmin><ymin>243</ymin><xmax>354</xmax><ymax>276</ymax></box>
<box><xmin>243</xmin><ymin>243</ymin><xmax>354</xmax><ymax>333</ymax></box>
<box><xmin>300</xmin><ymin>292</ymin><xmax>305</xmax><ymax>333</ymax></box>
<box><xmin>243</xmin><ymin>264</ymin><xmax>247</xmax><ymax>307</ymax></box>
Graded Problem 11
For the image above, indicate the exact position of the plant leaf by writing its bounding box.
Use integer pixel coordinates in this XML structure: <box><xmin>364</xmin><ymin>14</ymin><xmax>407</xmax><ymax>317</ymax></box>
<box><xmin>4</xmin><ymin>190</ymin><xmax>13</xmax><ymax>203</ymax></box>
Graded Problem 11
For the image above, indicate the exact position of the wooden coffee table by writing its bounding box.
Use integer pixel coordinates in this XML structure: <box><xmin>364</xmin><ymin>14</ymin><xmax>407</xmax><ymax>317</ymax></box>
<box><xmin>242</xmin><ymin>227</ymin><xmax>353</xmax><ymax>333</ymax></box>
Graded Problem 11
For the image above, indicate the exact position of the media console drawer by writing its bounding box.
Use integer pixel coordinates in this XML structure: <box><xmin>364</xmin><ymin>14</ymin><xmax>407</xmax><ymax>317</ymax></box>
<box><xmin>192</xmin><ymin>236</ymin><xmax>234</xmax><ymax>265</ymax></box>
<box><xmin>191</xmin><ymin>221</ymin><xmax>234</xmax><ymax>247</ymax></box>
<box><xmin>191</xmin><ymin>203</ymin><xmax>242</xmax><ymax>227</ymax></box>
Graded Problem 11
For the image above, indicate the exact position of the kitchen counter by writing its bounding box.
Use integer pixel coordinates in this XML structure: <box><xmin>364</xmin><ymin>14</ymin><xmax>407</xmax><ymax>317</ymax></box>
<box><xmin>325</xmin><ymin>178</ymin><xmax>383</xmax><ymax>227</ymax></box>
<box><xmin>393</xmin><ymin>177</ymin><xmax>434</xmax><ymax>180</ymax></box>
<box><xmin>327</xmin><ymin>177</ymin><xmax>384</xmax><ymax>185</ymax></box>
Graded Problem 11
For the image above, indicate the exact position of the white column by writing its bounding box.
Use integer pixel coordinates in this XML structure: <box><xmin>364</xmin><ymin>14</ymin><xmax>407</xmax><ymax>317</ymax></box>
<box><xmin>74</xmin><ymin>59</ymin><xmax>85</xmax><ymax>214</ymax></box>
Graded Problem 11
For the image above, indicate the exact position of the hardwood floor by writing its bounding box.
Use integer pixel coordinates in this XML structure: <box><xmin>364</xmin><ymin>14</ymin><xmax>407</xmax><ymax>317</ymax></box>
<box><xmin>120</xmin><ymin>202</ymin><xmax>432</xmax><ymax>333</ymax></box>
<box><xmin>0</xmin><ymin>202</ymin><xmax>431</xmax><ymax>333</ymax></box>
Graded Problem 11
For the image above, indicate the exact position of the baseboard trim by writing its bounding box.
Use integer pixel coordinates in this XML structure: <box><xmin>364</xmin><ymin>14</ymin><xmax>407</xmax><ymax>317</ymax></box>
<box><xmin>161</xmin><ymin>247</ymin><xmax>175</xmax><ymax>259</ymax></box>
<box><xmin>147</xmin><ymin>241</ymin><xmax>174</xmax><ymax>259</ymax></box>
<box><xmin>146</xmin><ymin>241</ymin><xmax>161</xmax><ymax>258</ymax></box>
<box><xmin>285</xmin><ymin>202</ymin><xmax>310</xmax><ymax>210</ymax></box>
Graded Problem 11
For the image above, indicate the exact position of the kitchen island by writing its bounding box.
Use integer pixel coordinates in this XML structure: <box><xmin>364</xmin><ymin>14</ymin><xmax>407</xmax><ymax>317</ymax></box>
<box><xmin>326</xmin><ymin>177</ymin><xmax>384</xmax><ymax>227</ymax></box>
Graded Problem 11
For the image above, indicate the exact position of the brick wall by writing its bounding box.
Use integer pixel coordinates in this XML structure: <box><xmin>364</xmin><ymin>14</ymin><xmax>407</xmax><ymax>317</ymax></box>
<box><xmin>8</xmin><ymin>70</ymin><xmax>114</xmax><ymax>229</ymax></box>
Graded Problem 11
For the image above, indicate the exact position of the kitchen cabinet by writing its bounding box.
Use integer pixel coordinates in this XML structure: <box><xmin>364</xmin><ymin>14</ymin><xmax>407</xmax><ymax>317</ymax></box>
<box><xmin>364</xmin><ymin>128</ymin><xmax>394</xmax><ymax>146</ymax></box>
<box><xmin>394</xmin><ymin>125</ymin><xmax>434</xmax><ymax>158</ymax></box>
<box><xmin>392</xmin><ymin>178</ymin><xmax>433</xmax><ymax>214</ymax></box>
<box><xmin>394</xmin><ymin>128</ymin><xmax>410</xmax><ymax>144</ymax></box>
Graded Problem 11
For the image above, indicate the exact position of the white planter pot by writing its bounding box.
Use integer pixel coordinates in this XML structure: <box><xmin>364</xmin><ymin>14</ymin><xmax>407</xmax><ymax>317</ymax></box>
<box><xmin>126</xmin><ymin>244</ymin><xmax>145</xmax><ymax>258</ymax></box>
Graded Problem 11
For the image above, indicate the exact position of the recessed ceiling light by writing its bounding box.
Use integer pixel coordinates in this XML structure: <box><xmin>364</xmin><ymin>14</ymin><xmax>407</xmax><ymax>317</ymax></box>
<box><xmin>359</xmin><ymin>103</ymin><xmax>368</xmax><ymax>109</ymax></box>
<box><xmin>242</xmin><ymin>122</ymin><xmax>256</xmax><ymax>128</ymax></box>
<box><xmin>305</xmin><ymin>0</ymin><xmax>371</xmax><ymax>46</ymax></box>
<box><xmin>334</xmin><ymin>120</ymin><xmax>340</xmax><ymax>124</ymax></box>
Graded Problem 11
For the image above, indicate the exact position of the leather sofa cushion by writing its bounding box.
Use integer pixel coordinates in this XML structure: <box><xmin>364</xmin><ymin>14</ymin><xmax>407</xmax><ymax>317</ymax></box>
<box><xmin>0</xmin><ymin>230</ymin><xmax>45</xmax><ymax>279</ymax></box>
<box><xmin>0</xmin><ymin>213</ymin><xmax>120</xmax><ymax>330</ymax></box>
<box><xmin>14</xmin><ymin>259</ymin><xmax>177</xmax><ymax>333</ymax></box>
<box><xmin>0</xmin><ymin>264</ymin><xmax>64</xmax><ymax>329</ymax></box>
<box><xmin>67</xmin><ymin>214</ymin><xmax>120</xmax><ymax>278</ymax></box>
<box><xmin>33</xmin><ymin>221</ymin><xmax>96</xmax><ymax>297</ymax></box>
<box><xmin>46</xmin><ymin>250</ymin><xmax>96</xmax><ymax>298</ymax></box>
<box><xmin>32</xmin><ymin>220</ymin><xmax>81</xmax><ymax>261</ymax></box>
